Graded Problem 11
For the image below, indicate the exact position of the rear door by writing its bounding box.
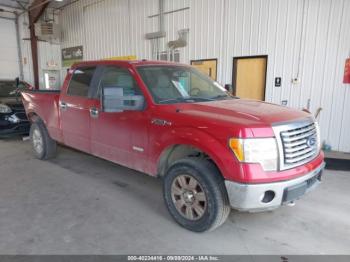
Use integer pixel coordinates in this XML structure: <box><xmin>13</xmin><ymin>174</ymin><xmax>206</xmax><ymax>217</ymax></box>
<box><xmin>59</xmin><ymin>66</ymin><xmax>97</xmax><ymax>153</ymax></box>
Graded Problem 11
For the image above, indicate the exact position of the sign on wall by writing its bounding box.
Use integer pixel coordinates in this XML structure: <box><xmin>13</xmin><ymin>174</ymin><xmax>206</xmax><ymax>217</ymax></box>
<box><xmin>62</xmin><ymin>46</ymin><xmax>83</xmax><ymax>67</ymax></box>
<box><xmin>344</xmin><ymin>58</ymin><xmax>350</xmax><ymax>84</ymax></box>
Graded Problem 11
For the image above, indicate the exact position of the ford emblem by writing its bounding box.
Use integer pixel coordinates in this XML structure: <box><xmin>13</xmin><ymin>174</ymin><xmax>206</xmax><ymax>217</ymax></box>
<box><xmin>306</xmin><ymin>136</ymin><xmax>317</xmax><ymax>147</ymax></box>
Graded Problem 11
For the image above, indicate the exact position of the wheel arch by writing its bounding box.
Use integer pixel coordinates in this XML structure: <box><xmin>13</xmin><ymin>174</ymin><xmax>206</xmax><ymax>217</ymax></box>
<box><xmin>27</xmin><ymin>112</ymin><xmax>40</xmax><ymax>123</ymax></box>
<box><xmin>157</xmin><ymin>143</ymin><xmax>226</xmax><ymax>179</ymax></box>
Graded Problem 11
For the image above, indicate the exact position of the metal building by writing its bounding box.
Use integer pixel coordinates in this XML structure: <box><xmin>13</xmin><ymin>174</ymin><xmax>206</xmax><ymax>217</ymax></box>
<box><xmin>4</xmin><ymin>0</ymin><xmax>350</xmax><ymax>152</ymax></box>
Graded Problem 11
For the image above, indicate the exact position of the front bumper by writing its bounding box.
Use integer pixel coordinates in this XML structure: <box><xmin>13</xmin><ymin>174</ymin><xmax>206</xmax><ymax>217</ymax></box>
<box><xmin>225</xmin><ymin>162</ymin><xmax>325</xmax><ymax>212</ymax></box>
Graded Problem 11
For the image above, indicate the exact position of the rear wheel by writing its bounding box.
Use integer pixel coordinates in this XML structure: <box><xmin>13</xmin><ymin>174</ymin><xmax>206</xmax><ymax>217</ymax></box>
<box><xmin>163</xmin><ymin>158</ymin><xmax>231</xmax><ymax>232</ymax></box>
<box><xmin>30</xmin><ymin>121</ymin><xmax>57</xmax><ymax>160</ymax></box>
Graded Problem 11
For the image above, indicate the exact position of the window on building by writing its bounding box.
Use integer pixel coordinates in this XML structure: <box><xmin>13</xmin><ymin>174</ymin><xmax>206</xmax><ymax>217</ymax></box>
<box><xmin>158</xmin><ymin>50</ymin><xmax>180</xmax><ymax>62</ymax></box>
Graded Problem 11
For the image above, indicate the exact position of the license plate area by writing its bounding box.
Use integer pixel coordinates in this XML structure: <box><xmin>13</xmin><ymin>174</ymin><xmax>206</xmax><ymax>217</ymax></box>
<box><xmin>282</xmin><ymin>170</ymin><xmax>323</xmax><ymax>203</ymax></box>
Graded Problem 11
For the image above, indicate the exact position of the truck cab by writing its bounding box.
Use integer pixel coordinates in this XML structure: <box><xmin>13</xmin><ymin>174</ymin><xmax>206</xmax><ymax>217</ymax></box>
<box><xmin>21</xmin><ymin>60</ymin><xmax>325</xmax><ymax>232</ymax></box>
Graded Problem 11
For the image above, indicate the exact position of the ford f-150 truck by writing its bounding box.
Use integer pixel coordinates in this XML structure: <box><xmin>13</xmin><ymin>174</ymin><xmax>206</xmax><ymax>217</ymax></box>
<box><xmin>21</xmin><ymin>60</ymin><xmax>325</xmax><ymax>232</ymax></box>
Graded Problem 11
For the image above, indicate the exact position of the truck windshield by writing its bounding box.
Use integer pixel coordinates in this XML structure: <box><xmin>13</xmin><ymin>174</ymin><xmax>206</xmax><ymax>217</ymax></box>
<box><xmin>137</xmin><ymin>65</ymin><xmax>234</xmax><ymax>104</ymax></box>
<box><xmin>0</xmin><ymin>81</ymin><xmax>25</xmax><ymax>97</ymax></box>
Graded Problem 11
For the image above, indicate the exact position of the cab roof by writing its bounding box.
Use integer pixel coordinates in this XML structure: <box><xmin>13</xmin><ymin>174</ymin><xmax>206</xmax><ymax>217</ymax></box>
<box><xmin>71</xmin><ymin>59</ymin><xmax>189</xmax><ymax>68</ymax></box>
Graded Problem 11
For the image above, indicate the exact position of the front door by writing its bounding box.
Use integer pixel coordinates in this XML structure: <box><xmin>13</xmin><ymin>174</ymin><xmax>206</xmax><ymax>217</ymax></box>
<box><xmin>59</xmin><ymin>66</ymin><xmax>96</xmax><ymax>153</ymax></box>
<box><xmin>89</xmin><ymin>66</ymin><xmax>149</xmax><ymax>172</ymax></box>
<box><xmin>232</xmin><ymin>56</ymin><xmax>267</xmax><ymax>100</ymax></box>
<box><xmin>191</xmin><ymin>59</ymin><xmax>218</xmax><ymax>80</ymax></box>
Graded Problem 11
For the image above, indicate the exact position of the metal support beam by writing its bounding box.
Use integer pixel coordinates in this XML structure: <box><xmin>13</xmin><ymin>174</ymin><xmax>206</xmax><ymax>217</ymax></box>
<box><xmin>28</xmin><ymin>0</ymin><xmax>50</xmax><ymax>88</ymax></box>
<box><xmin>29</xmin><ymin>15</ymin><xmax>39</xmax><ymax>88</ymax></box>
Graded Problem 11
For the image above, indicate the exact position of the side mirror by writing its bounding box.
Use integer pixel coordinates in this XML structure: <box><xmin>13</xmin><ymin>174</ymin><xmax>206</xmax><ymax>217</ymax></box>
<box><xmin>101</xmin><ymin>86</ymin><xmax>145</xmax><ymax>113</ymax></box>
<box><xmin>224</xmin><ymin>84</ymin><xmax>232</xmax><ymax>92</ymax></box>
<box><xmin>15</xmin><ymin>77</ymin><xmax>20</xmax><ymax>89</ymax></box>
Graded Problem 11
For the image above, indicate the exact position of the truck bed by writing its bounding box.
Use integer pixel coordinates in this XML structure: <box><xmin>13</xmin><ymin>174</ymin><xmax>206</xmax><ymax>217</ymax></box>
<box><xmin>21</xmin><ymin>90</ymin><xmax>62</xmax><ymax>142</ymax></box>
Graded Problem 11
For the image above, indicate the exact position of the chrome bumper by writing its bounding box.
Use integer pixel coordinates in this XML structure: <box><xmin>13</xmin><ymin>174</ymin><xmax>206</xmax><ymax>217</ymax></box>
<box><xmin>224</xmin><ymin>162</ymin><xmax>325</xmax><ymax>212</ymax></box>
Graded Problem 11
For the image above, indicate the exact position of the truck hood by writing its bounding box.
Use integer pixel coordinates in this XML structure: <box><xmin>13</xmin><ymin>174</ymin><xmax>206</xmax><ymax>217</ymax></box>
<box><xmin>177</xmin><ymin>99</ymin><xmax>310</xmax><ymax>127</ymax></box>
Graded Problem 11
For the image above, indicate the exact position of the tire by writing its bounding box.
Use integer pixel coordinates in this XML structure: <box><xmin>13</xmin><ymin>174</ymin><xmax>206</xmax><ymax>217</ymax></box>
<box><xmin>30</xmin><ymin>120</ymin><xmax>57</xmax><ymax>160</ymax></box>
<box><xmin>163</xmin><ymin>158</ymin><xmax>231</xmax><ymax>232</ymax></box>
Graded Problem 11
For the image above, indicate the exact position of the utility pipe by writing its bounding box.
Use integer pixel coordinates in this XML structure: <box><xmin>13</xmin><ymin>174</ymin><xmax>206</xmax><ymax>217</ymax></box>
<box><xmin>15</xmin><ymin>12</ymin><xmax>24</xmax><ymax>80</ymax></box>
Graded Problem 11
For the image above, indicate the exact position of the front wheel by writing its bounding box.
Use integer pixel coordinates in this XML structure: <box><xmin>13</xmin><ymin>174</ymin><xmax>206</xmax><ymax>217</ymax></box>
<box><xmin>163</xmin><ymin>158</ymin><xmax>231</xmax><ymax>232</ymax></box>
<box><xmin>30</xmin><ymin>121</ymin><xmax>57</xmax><ymax>160</ymax></box>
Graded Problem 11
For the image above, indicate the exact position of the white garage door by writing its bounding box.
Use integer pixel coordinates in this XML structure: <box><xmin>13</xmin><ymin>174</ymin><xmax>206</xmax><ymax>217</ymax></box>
<box><xmin>0</xmin><ymin>18</ymin><xmax>19</xmax><ymax>79</ymax></box>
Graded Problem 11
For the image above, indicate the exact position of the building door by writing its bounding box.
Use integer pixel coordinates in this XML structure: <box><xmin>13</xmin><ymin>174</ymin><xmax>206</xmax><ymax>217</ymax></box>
<box><xmin>191</xmin><ymin>59</ymin><xmax>218</xmax><ymax>80</ymax></box>
<box><xmin>232</xmin><ymin>56</ymin><xmax>267</xmax><ymax>100</ymax></box>
<box><xmin>0</xmin><ymin>18</ymin><xmax>19</xmax><ymax>79</ymax></box>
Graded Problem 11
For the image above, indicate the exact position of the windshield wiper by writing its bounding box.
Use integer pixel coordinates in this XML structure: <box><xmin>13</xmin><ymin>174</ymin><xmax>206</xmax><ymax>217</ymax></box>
<box><xmin>185</xmin><ymin>97</ymin><xmax>215</xmax><ymax>101</ymax></box>
<box><xmin>158</xmin><ymin>97</ymin><xmax>215</xmax><ymax>104</ymax></box>
<box><xmin>211</xmin><ymin>94</ymin><xmax>239</xmax><ymax>100</ymax></box>
<box><xmin>158</xmin><ymin>98</ymin><xmax>187</xmax><ymax>104</ymax></box>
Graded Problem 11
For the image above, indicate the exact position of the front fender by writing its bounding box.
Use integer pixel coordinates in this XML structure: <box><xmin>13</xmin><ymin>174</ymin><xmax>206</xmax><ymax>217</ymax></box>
<box><xmin>149</xmin><ymin>126</ymin><xmax>242</xmax><ymax>181</ymax></box>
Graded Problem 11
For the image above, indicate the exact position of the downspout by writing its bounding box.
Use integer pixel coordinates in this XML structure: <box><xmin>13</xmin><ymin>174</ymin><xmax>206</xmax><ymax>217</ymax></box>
<box><xmin>158</xmin><ymin>0</ymin><xmax>164</xmax><ymax>60</ymax></box>
<box><xmin>159</xmin><ymin>0</ymin><xmax>164</xmax><ymax>32</ymax></box>
<box><xmin>145</xmin><ymin>0</ymin><xmax>166</xmax><ymax>60</ymax></box>
<box><xmin>14</xmin><ymin>12</ymin><xmax>24</xmax><ymax>80</ymax></box>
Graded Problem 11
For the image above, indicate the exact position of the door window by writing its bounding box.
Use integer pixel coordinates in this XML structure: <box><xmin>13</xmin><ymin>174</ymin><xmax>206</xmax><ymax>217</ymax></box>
<box><xmin>97</xmin><ymin>67</ymin><xmax>141</xmax><ymax>98</ymax></box>
<box><xmin>67</xmin><ymin>67</ymin><xmax>96</xmax><ymax>97</ymax></box>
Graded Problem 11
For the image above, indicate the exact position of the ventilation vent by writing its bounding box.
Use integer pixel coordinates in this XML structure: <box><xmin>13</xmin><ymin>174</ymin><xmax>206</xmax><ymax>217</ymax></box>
<box><xmin>34</xmin><ymin>23</ymin><xmax>61</xmax><ymax>41</ymax></box>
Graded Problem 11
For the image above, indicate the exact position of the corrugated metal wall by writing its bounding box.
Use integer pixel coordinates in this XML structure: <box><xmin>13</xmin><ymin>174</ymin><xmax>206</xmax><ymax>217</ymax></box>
<box><xmin>31</xmin><ymin>0</ymin><xmax>350</xmax><ymax>152</ymax></box>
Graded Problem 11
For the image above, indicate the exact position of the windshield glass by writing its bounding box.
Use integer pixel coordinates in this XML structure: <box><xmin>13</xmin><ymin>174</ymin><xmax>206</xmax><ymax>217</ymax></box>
<box><xmin>137</xmin><ymin>65</ymin><xmax>234</xmax><ymax>104</ymax></box>
<box><xmin>0</xmin><ymin>81</ymin><xmax>26</xmax><ymax>97</ymax></box>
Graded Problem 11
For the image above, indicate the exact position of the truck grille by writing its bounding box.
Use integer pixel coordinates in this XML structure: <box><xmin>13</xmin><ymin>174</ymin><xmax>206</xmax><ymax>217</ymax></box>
<box><xmin>273</xmin><ymin>118</ymin><xmax>320</xmax><ymax>170</ymax></box>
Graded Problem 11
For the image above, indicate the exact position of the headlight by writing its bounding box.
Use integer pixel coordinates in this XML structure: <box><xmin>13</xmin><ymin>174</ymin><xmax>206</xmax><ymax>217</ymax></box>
<box><xmin>229</xmin><ymin>138</ymin><xmax>278</xmax><ymax>171</ymax></box>
<box><xmin>0</xmin><ymin>104</ymin><xmax>12</xmax><ymax>114</ymax></box>
<box><xmin>315</xmin><ymin>121</ymin><xmax>321</xmax><ymax>153</ymax></box>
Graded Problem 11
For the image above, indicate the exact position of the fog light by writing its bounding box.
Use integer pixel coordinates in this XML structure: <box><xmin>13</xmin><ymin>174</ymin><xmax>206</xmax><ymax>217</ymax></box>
<box><xmin>261</xmin><ymin>190</ymin><xmax>275</xmax><ymax>203</ymax></box>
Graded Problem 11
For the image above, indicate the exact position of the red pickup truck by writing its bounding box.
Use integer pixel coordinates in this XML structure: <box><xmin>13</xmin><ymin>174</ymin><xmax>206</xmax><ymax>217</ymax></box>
<box><xmin>21</xmin><ymin>60</ymin><xmax>325</xmax><ymax>232</ymax></box>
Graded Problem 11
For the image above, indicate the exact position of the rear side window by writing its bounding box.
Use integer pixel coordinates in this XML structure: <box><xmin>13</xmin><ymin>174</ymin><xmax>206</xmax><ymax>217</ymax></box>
<box><xmin>67</xmin><ymin>67</ymin><xmax>96</xmax><ymax>97</ymax></box>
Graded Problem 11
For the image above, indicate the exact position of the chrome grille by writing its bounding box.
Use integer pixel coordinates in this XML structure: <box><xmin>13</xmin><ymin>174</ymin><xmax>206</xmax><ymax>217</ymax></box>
<box><xmin>273</xmin><ymin>118</ymin><xmax>320</xmax><ymax>170</ymax></box>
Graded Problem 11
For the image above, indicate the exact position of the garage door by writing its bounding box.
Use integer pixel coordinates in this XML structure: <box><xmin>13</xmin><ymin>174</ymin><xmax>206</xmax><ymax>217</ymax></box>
<box><xmin>0</xmin><ymin>18</ymin><xmax>19</xmax><ymax>79</ymax></box>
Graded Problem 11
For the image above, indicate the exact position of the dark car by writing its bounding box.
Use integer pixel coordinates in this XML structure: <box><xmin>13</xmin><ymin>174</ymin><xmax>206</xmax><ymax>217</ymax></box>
<box><xmin>0</xmin><ymin>79</ymin><xmax>31</xmax><ymax>138</ymax></box>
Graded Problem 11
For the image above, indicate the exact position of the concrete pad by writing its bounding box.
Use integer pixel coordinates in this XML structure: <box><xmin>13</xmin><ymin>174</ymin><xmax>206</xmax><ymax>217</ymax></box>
<box><xmin>0</xmin><ymin>138</ymin><xmax>349</xmax><ymax>254</ymax></box>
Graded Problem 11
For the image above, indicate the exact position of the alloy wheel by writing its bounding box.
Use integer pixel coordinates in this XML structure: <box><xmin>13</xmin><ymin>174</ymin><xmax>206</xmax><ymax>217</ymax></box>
<box><xmin>171</xmin><ymin>174</ymin><xmax>207</xmax><ymax>221</ymax></box>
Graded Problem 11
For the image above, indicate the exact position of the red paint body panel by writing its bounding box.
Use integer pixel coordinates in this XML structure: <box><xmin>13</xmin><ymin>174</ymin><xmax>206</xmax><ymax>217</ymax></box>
<box><xmin>21</xmin><ymin>60</ymin><xmax>324</xmax><ymax>184</ymax></box>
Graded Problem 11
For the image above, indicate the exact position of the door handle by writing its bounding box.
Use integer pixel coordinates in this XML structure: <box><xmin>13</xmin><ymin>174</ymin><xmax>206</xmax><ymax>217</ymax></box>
<box><xmin>90</xmin><ymin>107</ymin><xmax>99</xmax><ymax>118</ymax></box>
<box><xmin>59</xmin><ymin>101</ymin><xmax>68</xmax><ymax>111</ymax></box>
